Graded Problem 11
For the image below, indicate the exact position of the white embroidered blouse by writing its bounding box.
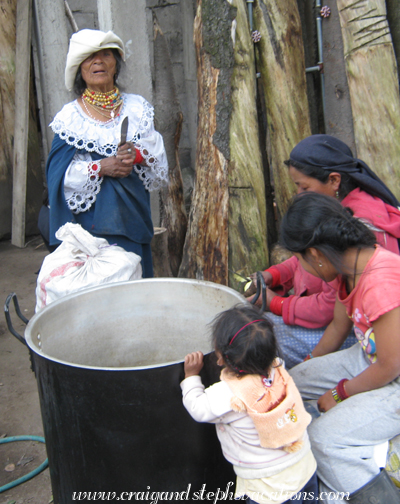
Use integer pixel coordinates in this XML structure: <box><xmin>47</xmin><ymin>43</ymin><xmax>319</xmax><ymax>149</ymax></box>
<box><xmin>50</xmin><ymin>94</ymin><xmax>169</xmax><ymax>213</ymax></box>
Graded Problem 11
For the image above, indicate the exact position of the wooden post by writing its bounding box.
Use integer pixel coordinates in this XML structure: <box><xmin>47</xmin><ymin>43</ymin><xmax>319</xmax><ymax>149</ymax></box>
<box><xmin>322</xmin><ymin>0</ymin><xmax>356</xmax><ymax>151</ymax></box>
<box><xmin>11</xmin><ymin>0</ymin><xmax>32</xmax><ymax>247</ymax></box>
<box><xmin>228</xmin><ymin>0</ymin><xmax>269</xmax><ymax>289</ymax></box>
<box><xmin>151</xmin><ymin>227</ymin><xmax>173</xmax><ymax>278</ymax></box>
<box><xmin>254</xmin><ymin>0</ymin><xmax>312</xmax><ymax>217</ymax></box>
<box><xmin>178</xmin><ymin>0</ymin><xmax>231</xmax><ymax>284</ymax></box>
<box><xmin>337</xmin><ymin>0</ymin><xmax>400</xmax><ymax>199</ymax></box>
<box><xmin>179</xmin><ymin>0</ymin><xmax>269</xmax><ymax>288</ymax></box>
<box><xmin>32</xmin><ymin>0</ymin><xmax>72</xmax><ymax>155</ymax></box>
<box><xmin>153</xmin><ymin>15</ymin><xmax>188</xmax><ymax>277</ymax></box>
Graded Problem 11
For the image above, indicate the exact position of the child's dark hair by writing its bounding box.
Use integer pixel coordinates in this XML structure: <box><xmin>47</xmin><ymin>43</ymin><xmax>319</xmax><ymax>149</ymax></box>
<box><xmin>280</xmin><ymin>192</ymin><xmax>376</xmax><ymax>273</ymax></box>
<box><xmin>211</xmin><ymin>304</ymin><xmax>278</xmax><ymax>376</ymax></box>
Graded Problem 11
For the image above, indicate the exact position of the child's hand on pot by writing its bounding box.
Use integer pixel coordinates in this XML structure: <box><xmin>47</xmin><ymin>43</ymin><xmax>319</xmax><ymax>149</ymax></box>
<box><xmin>184</xmin><ymin>351</ymin><xmax>204</xmax><ymax>378</ymax></box>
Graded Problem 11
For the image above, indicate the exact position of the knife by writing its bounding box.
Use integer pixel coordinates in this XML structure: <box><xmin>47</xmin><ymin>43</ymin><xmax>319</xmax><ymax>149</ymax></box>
<box><xmin>228</xmin><ymin>268</ymin><xmax>253</xmax><ymax>292</ymax></box>
<box><xmin>119</xmin><ymin>116</ymin><xmax>129</xmax><ymax>147</ymax></box>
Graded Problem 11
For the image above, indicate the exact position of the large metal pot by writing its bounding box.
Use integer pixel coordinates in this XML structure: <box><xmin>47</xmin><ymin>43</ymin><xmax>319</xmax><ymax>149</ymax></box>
<box><xmin>5</xmin><ymin>279</ymin><xmax>247</xmax><ymax>503</ymax></box>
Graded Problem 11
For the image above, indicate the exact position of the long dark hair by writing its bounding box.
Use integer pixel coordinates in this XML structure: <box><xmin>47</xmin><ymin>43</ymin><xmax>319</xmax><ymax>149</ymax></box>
<box><xmin>73</xmin><ymin>49</ymin><xmax>123</xmax><ymax>95</ymax></box>
<box><xmin>211</xmin><ymin>304</ymin><xmax>278</xmax><ymax>376</ymax></box>
<box><xmin>280</xmin><ymin>192</ymin><xmax>376</xmax><ymax>273</ymax></box>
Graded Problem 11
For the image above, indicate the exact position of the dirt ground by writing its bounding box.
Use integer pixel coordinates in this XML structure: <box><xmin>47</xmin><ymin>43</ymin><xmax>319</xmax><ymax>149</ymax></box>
<box><xmin>0</xmin><ymin>236</ymin><xmax>53</xmax><ymax>503</ymax></box>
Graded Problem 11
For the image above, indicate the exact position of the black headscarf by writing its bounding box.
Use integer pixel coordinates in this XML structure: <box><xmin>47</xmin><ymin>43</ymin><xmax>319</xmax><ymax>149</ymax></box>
<box><xmin>287</xmin><ymin>134</ymin><xmax>400</xmax><ymax>208</ymax></box>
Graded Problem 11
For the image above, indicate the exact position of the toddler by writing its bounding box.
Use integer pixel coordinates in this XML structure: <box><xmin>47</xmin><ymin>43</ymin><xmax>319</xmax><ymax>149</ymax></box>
<box><xmin>181</xmin><ymin>304</ymin><xmax>318</xmax><ymax>504</ymax></box>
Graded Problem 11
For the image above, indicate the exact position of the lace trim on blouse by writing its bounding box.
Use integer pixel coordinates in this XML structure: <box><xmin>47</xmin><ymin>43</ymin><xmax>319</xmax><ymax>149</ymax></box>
<box><xmin>50</xmin><ymin>94</ymin><xmax>168</xmax><ymax>192</ymax></box>
<box><xmin>64</xmin><ymin>152</ymin><xmax>103</xmax><ymax>214</ymax></box>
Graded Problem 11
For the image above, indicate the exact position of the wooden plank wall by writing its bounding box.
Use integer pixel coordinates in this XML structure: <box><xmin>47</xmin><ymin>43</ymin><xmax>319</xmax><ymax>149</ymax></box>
<box><xmin>11</xmin><ymin>0</ymin><xmax>32</xmax><ymax>247</ymax></box>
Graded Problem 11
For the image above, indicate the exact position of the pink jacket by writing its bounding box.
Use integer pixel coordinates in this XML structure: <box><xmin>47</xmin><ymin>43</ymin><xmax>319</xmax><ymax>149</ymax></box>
<box><xmin>342</xmin><ymin>188</ymin><xmax>400</xmax><ymax>254</ymax></box>
<box><xmin>268</xmin><ymin>256</ymin><xmax>339</xmax><ymax>328</ymax></box>
<box><xmin>221</xmin><ymin>364</ymin><xmax>311</xmax><ymax>450</ymax></box>
<box><xmin>268</xmin><ymin>189</ymin><xmax>400</xmax><ymax>328</ymax></box>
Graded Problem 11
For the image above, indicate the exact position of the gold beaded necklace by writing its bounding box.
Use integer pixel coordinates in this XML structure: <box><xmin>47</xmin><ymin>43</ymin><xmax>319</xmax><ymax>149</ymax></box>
<box><xmin>81</xmin><ymin>98</ymin><xmax>121</xmax><ymax>124</ymax></box>
<box><xmin>82</xmin><ymin>87</ymin><xmax>123</xmax><ymax>112</ymax></box>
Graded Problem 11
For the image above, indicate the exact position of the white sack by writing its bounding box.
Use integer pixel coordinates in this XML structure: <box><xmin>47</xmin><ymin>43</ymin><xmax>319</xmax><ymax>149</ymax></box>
<box><xmin>36</xmin><ymin>223</ymin><xmax>142</xmax><ymax>312</ymax></box>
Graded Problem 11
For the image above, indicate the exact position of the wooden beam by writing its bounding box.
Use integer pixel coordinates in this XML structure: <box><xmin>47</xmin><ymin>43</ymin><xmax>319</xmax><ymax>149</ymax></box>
<box><xmin>153</xmin><ymin>16</ymin><xmax>188</xmax><ymax>277</ymax></box>
<box><xmin>64</xmin><ymin>0</ymin><xmax>78</xmax><ymax>33</ymax></box>
<box><xmin>178</xmin><ymin>0</ymin><xmax>230</xmax><ymax>284</ymax></box>
<box><xmin>11</xmin><ymin>0</ymin><xmax>32</xmax><ymax>248</ymax></box>
<box><xmin>254</xmin><ymin>0</ymin><xmax>312</xmax><ymax>218</ymax></box>
<box><xmin>337</xmin><ymin>0</ymin><xmax>400</xmax><ymax>199</ymax></box>
<box><xmin>228</xmin><ymin>0</ymin><xmax>269</xmax><ymax>290</ymax></box>
<box><xmin>179</xmin><ymin>0</ymin><xmax>269</xmax><ymax>288</ymax></box>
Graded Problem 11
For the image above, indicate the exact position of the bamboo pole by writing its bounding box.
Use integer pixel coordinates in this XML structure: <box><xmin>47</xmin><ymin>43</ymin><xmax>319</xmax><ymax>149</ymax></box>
<box><xmin>11</xmin><ymin>0</ymin><xmax>32</xmax><ymax>247</ymax></box>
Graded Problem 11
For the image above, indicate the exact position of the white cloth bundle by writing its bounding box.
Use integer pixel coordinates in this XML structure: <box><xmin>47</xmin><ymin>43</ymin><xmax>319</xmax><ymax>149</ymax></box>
<box><xmin>35</xmin><ymin>223</ymin><xmax>142</xmax><ymax>312</ymax></box>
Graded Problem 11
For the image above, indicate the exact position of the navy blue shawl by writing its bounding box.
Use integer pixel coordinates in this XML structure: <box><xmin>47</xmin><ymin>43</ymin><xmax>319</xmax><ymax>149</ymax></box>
<box><xmin>46</xmin><ymin>134</ymin><xmax>153</xmax><ymax>247</ymax></box>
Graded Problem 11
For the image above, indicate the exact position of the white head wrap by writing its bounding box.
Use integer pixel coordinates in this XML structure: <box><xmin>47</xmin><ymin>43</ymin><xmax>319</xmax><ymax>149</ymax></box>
<box><xmin>65</xmin><ymin>29</ymin><xmax>125</xmax><ymax>92</ymax></box>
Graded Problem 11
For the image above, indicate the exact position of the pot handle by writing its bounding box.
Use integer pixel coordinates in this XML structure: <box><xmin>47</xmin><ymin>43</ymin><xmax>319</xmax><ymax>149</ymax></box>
<box><xmin>4</xmin><ymin>293</ymin><xmax>29</xmax><ymax>346</ymax></box>
<box><xmin>250</xmin><ymin>271</ymin><xmax>267</xmax><ymax>312</ymax></box>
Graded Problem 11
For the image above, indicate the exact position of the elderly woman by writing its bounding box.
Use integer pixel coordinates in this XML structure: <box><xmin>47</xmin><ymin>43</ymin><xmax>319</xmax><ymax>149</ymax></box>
<box><xmin>46</xmin><ymin>29</ymin><xmax>168</xmax><ymax>277</ymax></box>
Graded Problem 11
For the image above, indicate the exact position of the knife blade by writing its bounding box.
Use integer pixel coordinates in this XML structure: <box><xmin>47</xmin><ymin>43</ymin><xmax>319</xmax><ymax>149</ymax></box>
<box><xmin>119</xmin><ymin>116</ymin><xmax>129</xmax><ymax>146</ymax></box>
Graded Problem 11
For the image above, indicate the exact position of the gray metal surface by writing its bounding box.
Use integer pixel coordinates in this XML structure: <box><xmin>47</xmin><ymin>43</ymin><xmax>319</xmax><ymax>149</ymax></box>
<box><xmin>25</xmin><ymin>278</ymin><xmax>247</xmax><ymax>370</ymax></box>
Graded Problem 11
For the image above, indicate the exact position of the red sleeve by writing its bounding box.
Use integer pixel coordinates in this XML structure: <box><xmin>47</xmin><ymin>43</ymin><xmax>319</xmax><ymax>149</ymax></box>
<box><xmin>267</xmin><ymin>256</ymin><xmax>298</xmax><ymax>294</ymax></box>
<box><xmin>281</xmin><ymin>278</ymin><xmax>339</xmax><ymax>328</ymax></box>
<box><xmin>266</xmin><ymin>266</ymin><xmax>281</xmax><ymax>288</ymax></box>
<box><xmin>270</xmin><ymin>296</ymin><xmax>284</xmax><ymax>316</ymax></box>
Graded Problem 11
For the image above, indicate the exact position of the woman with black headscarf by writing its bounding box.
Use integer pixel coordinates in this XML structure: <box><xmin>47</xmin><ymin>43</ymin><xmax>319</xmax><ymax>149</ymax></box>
<box><xmin>286</xmin><ymin>134</ymin><xmax>400</xmax><ymax>253</ymax></box>
<box><xmin>250</xmin><ymin>134</ymin><xmax>400</xmax><ymax>369</ymax></box>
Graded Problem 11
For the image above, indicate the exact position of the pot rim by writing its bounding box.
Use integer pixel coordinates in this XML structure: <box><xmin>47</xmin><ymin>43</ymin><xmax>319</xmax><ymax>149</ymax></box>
<box><xmin>25</xmin><ymin>278</ymin><xmax>246</xmax><ymax>371</ymax></box>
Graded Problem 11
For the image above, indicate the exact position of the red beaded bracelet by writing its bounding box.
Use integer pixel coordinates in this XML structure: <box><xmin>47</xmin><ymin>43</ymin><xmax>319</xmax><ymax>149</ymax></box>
<box><xmin>336</xmin><ymin>378</ymin><xmax>349</xmax><ymax>401</ymax></box>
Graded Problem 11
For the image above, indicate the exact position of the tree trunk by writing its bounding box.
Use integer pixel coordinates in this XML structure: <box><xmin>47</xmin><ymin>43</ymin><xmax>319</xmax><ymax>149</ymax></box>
<box><xmin>337</xmin><ymin>0</ymin><xmax>400</xmax><ymax>199</ymax></box>
<box><xmin>153</xmin><ymin>14</ymin><xmax>188</xmax><ymax>277</ymax></box>
<box><xmin>228</xmin><ymin>0</ymin><xmax>269</xmax><ymax>289</ymax></box>
<box><xmin>254</xmin><ymin>0</ymin><xmax>312</xmax><ymax>217</ymax></box>
<box><xmin>179</xmin><ymin>0</ymin><xmax>269</xmax><ymax>289</ymax></box>
<box><xmin>178</xmin><ymin>0</ymin><xmax>231</xmax><ymax>284</ymax></box>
